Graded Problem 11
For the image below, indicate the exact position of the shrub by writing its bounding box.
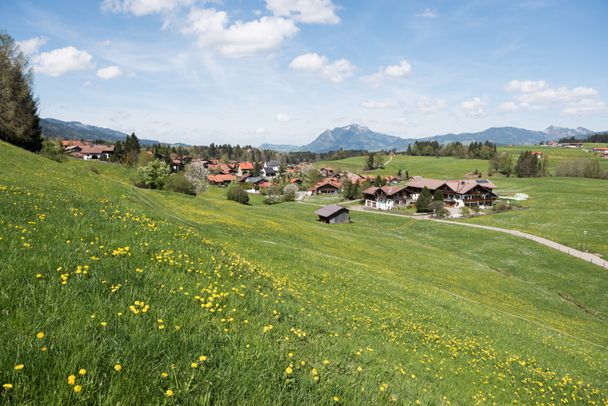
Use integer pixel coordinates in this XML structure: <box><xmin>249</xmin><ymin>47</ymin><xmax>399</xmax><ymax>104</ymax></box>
<box><xmin>164</xmin><ymin>173</ymin><xmax>195</xmax><ymax>195</ymax></box>
<box><xmin>492</xmin><ymin>201</ymin><xmax>512</xmax><ymax>213</ymax></box>
<box><xmin>184</xmin><ymin>162</ymin><xmax>209</xmax><ymax>194</ymax></box>
<box><xmin>415</xmin><ymin>187</ymin><xmax>433</xmax><ymax>213</ymax></box>
<box><xmin>459</xmin><ymin>206</ymin><xmax>471</xmax><ymax>217</ymax></box>
<box><xmin>135</xmin><ymin>159</ymin><xmax>170</xmax><ymax>189</ymax></box>
<box><xmin>264</xmin><ymin>194</ymin><xmax>283</xmax><ymax>205</ymax></box>
<box><xmin>283</xmin><ymin>184</ymin><xmax>298</xmax><ymax>202</ymax></box>
<box><xmin>433</xmin><ymin>208</ymin><xmax>450</xmax><ymax>218</ymax></box>
<box><xmin>227</xmin><ymin>183</ymin><xmax>249</xmax><ymax>204</ymax></box>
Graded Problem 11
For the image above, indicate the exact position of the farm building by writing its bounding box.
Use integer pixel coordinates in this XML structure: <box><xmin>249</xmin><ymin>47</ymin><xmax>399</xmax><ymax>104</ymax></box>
<box><xmin>406</xmin><ymin>178</ymin><xmax>497</xmax><ymax>207</ymax></box>
<box><xmin>309</xmin><ymin>180</ymin><xmax>341</xmax><ymax>195</ymax></box>
<box><xmin>315</xmin><ymin>205</ymin><xmax>350</xmax><ymax>224</ymax></box>
<box><xmin>362</xmin><ymin>185</ymin><xmax>410</xmax><ymax>210</ymax></box>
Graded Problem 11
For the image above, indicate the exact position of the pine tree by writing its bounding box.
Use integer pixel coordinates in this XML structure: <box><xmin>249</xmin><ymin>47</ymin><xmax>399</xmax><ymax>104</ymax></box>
<box><xmin>416</xmin><ymin>186</ymin><xmax>432</xmax><ymax>213</ymax></box>
<box><xmin>0</xmin><ymin>31</ymin><xmax>43</xmax><ymax>152</ymax></box>
<box><xmin>365</xmin><ymin>153</ymin><xmax>374</xmax><ymax>170</ymax></box>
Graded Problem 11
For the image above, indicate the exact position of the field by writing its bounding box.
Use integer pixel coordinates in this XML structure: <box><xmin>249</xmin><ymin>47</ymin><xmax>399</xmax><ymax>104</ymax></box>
<box><xmin>1</xmin><ymin>140</ymin><xmax>608</xmax><ymax>404</ymax></box>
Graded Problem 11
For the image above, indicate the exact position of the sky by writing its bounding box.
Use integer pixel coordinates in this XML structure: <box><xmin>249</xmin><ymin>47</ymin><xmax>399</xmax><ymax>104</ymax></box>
<box><xmin>1</xmin><ymin>0</ymin><xmax>607</xmax><ymax>145</ymax></box>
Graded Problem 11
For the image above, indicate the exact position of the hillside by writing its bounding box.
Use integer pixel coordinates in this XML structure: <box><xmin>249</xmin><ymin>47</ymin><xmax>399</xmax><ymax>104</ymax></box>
<box><xmin>41</xmin><ymin>118</ymin><xmax>161</xmax><ymax>145</ymax></box>
<box><xmin>261</xmin><ymin>124</ymin><xmax>602</xmax><ymax>153</ymax></box>
<box><xmin>1</xmin><ymin>141</ymin><xmax>607</xmax><ymax>404</ymax></box>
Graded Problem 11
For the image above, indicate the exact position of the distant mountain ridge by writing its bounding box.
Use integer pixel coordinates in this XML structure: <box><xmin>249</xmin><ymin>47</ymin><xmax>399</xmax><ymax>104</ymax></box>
<box><xmin>260</xmin><ymin>124</ymin><xmax>599</xmax><ymax>152</ymax></box>
<box><xmin>41</xmin><ymin>118</ymin><xmax>163</xmax><ymax>146</ymax></box>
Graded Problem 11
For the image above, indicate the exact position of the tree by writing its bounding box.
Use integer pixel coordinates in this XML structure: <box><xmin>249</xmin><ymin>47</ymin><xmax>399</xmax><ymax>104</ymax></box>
<box><xmin>433</xmin><ymin>190</ymin><xmax>444</xmax><ymax>202</ymax></box>
<box><xmin>227</xmin><ymin>183</ymin><xmax>249</xmax><ymax>204</ymax></box>
<box><xmin>282</xmin><ymin>184</ymin><xmax>298</xmax><ymax>201</ymax></box>
<box><xmin>252</xmin><ymin>161</ymin><xmax>261</xmax><ymax>177</ymax></box>
<box><xmin>164</xmin><ymin>173</ymin><xmax>195</xmax><ymax>195</ymax></box>
<box><xmin>123</xmin><ymin>133</ymin><xmax>141</xmax><ymax>166</ymax></box>
<box><xmin>373</xmin><ymin>175</ymin><xmax>384</xmax><ymax>187</ymax></box>
<box><xmin>489</xmin><ymin>152</ymin><xmax>513</xmax><ymax>177</ymax></box>
<box><xmin>184</xmin><ymin>162</ymin><xmax>209</xmax><ymax>194</ymax></box>
<box><xmin>0</xmin><ymin>31</ymin><xmax>43</xmax><ymax>152</ymax></box>
<box><xmin>373</xmin><ymin>152</ymin><xmax>386</xmax><ymax>168</ymax></box>
<box><xmin>515</xmin><ymin>151</ymin><xmax>542</xmax><ymax>177</ymax></box>
<box><xmin>365</xmin><ymin>153</ymin><xmax>374</xmax><ymax>170</ymax></box>
<box><xmin>416</xmin><ymin>186</ymin><xmax>432</xmax><ymax>213</ymax></box>
<box><xmin>135</xmin><ymin>159</ymin><xmax>170</xmax><ymax>189</ymax></box>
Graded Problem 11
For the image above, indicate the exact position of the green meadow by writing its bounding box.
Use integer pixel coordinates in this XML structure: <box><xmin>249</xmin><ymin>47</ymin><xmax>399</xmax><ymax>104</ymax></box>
<box><xmin>1</xmin><ymin>140</ymin><xmax>607</xmax><ymax>404</ymax></box>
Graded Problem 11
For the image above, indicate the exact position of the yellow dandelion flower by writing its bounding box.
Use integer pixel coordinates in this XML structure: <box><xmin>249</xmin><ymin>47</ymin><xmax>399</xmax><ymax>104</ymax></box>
<box><xmin>198</xmin><ymin>355</ymin><xmax>207</xmax><ymax>362</ymax></box>
<box><xmin>41</xmin><ymin>347</ymin><xmax>47</xmax><ymax>352</ymax></box>
<box><xmin>67</xmin><ymin>375</ymin><xmax>76</xmax><ymax>385</ymax></box>
<box><xmin>73</xmin><ymin>385</ymin><xmax>82</xmax><ymax>393</ymax></box>
<box><xmin>114</xmin><ymin>364</ymin><xmax>122</xmax><ymax>372</ymax></box>
<box><xmin>36</xmin><ymin>331</ymin><xmax>45</xmax><ymax>339</ymax></box>
<box><xmin>285</xmin><ymin>366</ymin><xmax>293</xmax><ymax>375</ymax></box>
<box><xmin>14</xmin><ymin>364</ymin><xmax>24</xmax><ymax>371</ymax></box>
<box><xmin>166</xmin><ymin>389</ymin><xmax>174</xmax><ymax>397</ymax></box>
<box><xmin>332</xmin><ymin>396</ymin><xmax>340</xmax><ymax>402</ymax></box>
<box><xmin>191</xmin><ymin>362</ymin><xmax>198</xmax><ymax>369</ymax></box>
<box><xmin>100</xmin><ymin>321</ymin><xmax>108</xmax><ymax>327</ymax></box>
<box><xmin>79</xmin><ymin>368</ymin><xmax>86</xmax><ymax>376</ymax></box>
<box><xmin>323</xmin><ymin>359</ymin><xmax>330</xmax><ymax>365</ymax></box>
<box><xmin>161</xmin><ymin>372</ymin><xmax>169</xmax><ymax>378</ymax></box>
<box><xmin>357</xmin><ymin>366</ymin><xmax>363</xmax><ymax>372</ymax></box>
<box><xmin>380</xmin><ymin>383</ymin><xmax>388</xmax><ymax>392</ymax></box>
<box><xmin>3</xmin><ymin>383</ymin><xmax>13</xmax><ymax>390</ymax></box>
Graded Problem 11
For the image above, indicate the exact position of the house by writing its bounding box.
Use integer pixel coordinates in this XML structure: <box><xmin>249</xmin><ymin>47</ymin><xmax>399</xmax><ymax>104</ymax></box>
<box><xmin>237</xmin><ymin>162</ymin><xmax>254</xmax><ymax>176</ymax></box>
<box><xmin>315</xmin><ymin>205</ymin><xmax>350</xmax><ymax>224</ymax></box>
<box><xmin>405</xmin><ymin>178</ymin><xmax>497</xmax><ymax>207</ymax></box>
<box><xmin>362</xmin><ymin>185</ymin><xmax>410</xmax><ymax>210</ymax></box>
<box><xmin>79</xmin><ymin>145</ymin><xmax>114</xmax><ymax>160</ymax></box>
<box><xmin>309</xmin><ymin>179</ymin><xmax>341</xmax><ymax>195</ymax></box>
<box><xmin>319</xmin><ymin>167</ymin><xmax>334</xmax><ymax>177</ymax></box>
<box><xmin>170</xmin><ymin>159</ymin><xmax>182</xmax><ymax>172</ymax></box>
<box><xmin>266</xmin><ymin>160</ymin><xmax>281</xmax><ymax>171</ymax></box>
<box><xmin>207</xmin><ymin>174</ymin><xmax>236</xmax><ymax>186</ymax></box>
<box><xmin>260</xmin><ymin>167</ymin><xmax>276</xmax><ymax>178</ymax></box>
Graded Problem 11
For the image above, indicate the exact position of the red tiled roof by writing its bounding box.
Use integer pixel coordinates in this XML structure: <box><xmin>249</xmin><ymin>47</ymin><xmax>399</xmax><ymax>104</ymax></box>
<box><xmin>239</xmin><ymin>162</ymin><xmax>254</xmax><ymax>170</ymax></box>
<box><xmin>207</xmin><ymin>174</ymin><xmax>236</xmax><ymax>183</ymax></box>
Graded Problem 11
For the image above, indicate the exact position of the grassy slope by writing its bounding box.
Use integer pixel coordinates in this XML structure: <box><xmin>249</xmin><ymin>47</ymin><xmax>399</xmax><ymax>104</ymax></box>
<box><xmin>1</xmin><ymin>141</ymin><xmax>607</xmax><ymax>404</ymax></box>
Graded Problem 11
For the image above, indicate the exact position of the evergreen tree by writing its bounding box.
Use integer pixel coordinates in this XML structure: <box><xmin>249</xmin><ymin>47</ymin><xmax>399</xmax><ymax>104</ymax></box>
<box><xmin>416</xmin><ymin>186</ymin><xmax>432</xmax><ymax>213</ymax></box>
<box><xmin>433</xmin><ymin>190</ymin><xmax>444</xmax><ymax>202</ymax></box>
<box><xmin>0</xmin><ymin>31</ymin><xmax>43</xmax><ymax>152</ymax></box>
<box><xmin>365</xmin><ymin>153</ymin><xmax>374</xmax><ymax>170</ymax></box>
<box><xmin>373</xmin><ymin>175</ymin><xmax>384</xmax><ymax>187</ymax></box>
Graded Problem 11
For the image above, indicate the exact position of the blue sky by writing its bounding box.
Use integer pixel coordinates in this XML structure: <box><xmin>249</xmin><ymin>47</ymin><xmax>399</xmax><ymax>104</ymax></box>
<box><xmin>1</xmin><ymin>0</ymin><xmax>607</xmax><ymax>145</ymax></box>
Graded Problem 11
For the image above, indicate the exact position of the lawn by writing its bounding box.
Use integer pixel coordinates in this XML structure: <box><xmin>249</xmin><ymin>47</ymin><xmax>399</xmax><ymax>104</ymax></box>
<box><xmin>1</xmin><ymin>141</ymin><xmax>607</xmax><ymax>404</ymax></box>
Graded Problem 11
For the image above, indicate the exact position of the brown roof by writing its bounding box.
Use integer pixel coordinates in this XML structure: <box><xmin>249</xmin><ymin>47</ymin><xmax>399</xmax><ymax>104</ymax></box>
<box><xmin>315</xmin><ymin>204</ymin><xmax>348</xmax><ymax>218</ymax></box>
<box><xmin>239</xmin><ymin>162</ymin><xmax>254</xmax><ymax>170</ymax></box>
<box><xmin>310</xmin><ymin>180</ymin><xmax>341</xmax><ymax>192</ymax></box>
<box><xmin>362</xmin><ymin>185</ymin><xmax>406</xmax><ymax>197</ymax></box>
<box><xmin>207</xmin><ymin>174</ymin><xmax>236</xmax><ymax>183</ymax></box>
<box><xmin>79</xmin><ymin>145</ymin><xmax>114</xmax><ymax>154</ymax></box>
<box><xmin>406</xmin><ymin>178</ymin><xmax>496</xmax><ymax>193</ymax></box>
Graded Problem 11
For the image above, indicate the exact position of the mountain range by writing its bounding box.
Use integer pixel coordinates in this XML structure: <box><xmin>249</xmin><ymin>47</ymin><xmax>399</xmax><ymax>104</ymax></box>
<box><xmin>260</xmin><ymin>124</ymin><xmax>598</xmax><ymax>152</ymax></box>
<box><xmin>41</xmin><ymin>118</ymin><xmax>162</xmax><ymax>146</ymax></box>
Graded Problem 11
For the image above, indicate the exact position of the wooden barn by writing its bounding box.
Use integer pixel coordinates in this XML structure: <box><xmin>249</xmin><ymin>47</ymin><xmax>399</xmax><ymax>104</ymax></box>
<box><xmin>315</xmin><ymin>205</ymin><xmax>350</xmax><ymax>224</ymax></box>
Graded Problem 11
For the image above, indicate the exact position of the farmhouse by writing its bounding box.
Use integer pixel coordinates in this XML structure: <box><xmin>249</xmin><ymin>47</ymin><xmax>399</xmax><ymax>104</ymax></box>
<box><xmin>237</xmin><ymin>162</ymin><xmax>254</xmax><ymax>176</ymax></box>
<box><xmin>362</xmin><ymin>185</ymin><xmax>410</xmax><ymax>210</ymax></box>
<box><xmin>406</xmin><ymin>178</ymin><xmax>497</xmax><ymax>207</ymax></box>
<box><xmin>315</xmin><ymin>204</ymin><xmax>350</xmax><ymax>224</ymax></box>
<box><xmin>207</xmin><ymin>174</ymin><xmax>236</xmax><ymax>186</ymax></box>
<box><xmin>310</xmin><ymin>179</ymin><xmax>341</xmax><ymax>195</ymax></box>
<box><xmin>78</xmin><ymin>145</ymin><xmax>115</xmax><ymax>160</ymax></box>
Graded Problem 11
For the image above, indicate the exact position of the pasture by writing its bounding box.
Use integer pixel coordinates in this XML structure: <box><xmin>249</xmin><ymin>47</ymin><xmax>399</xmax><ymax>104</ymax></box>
<box><xmin>1</xmin><ymin>141</ymin><xmax>607</xmax><ymax>404</ymax></box>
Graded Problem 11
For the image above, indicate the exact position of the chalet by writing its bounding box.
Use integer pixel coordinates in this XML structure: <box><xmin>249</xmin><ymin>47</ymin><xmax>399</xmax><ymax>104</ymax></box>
<box><xmin>406</xmin><ymin>178</ymin><xmax>497</xmax><ymax>207</ymax></box>
<box><xmin>260</xmin><ymin>167</ymin><xmax>276</xmax><ymax>178</ymax></box>
<box><xmin>362</xmin><ymin>185</ymin><xmax>410</xmax><ymax>210</ymax></box>
<box><xmin>315</xmin><ymin>205</ymin><xmax>350</xmax><ymax>224</ymax></box>
<box><xmin>237</xmin><ymin>162</ymin><xmax>254</xmax><ymax>176</ymax></box>
<box><xmin>170</xmin><ymin>159</ymin><xmax>182</xmax><ymax>172</ymax></box>
<box><xmin>266</xmin><ymin>160</ymin><xmax>281</xmax><ymax>171</ymax></box>
<box><xmin>79</xmin><ymin>145</ymin><xmax>114</xmax><ymax>160</ymax></box>
<box><xmin>244</xmin><ymin>176</ymin><xmax>266</xmax><ymax>186</ymax></box>
<box><xmin>309</xmin><ymin>180</ymin><xmax>341</xmax><ymax>195</ymax></box>
<box><xmin>207</xmin><ymin>174</ymin><xmax>236</xmax><ymax>186</ymax></box>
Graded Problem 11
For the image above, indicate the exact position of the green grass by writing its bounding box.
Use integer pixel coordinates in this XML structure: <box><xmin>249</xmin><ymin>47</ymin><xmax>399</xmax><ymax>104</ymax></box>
<box><xmin>1</xmin><ymin>141</ymin><xmax>607</xmax><ymax>404</ymax></box>
<box><xmin>498</xmin><ymin>145</ymin><xmax>608</xmax><ymax>171</ymax></box>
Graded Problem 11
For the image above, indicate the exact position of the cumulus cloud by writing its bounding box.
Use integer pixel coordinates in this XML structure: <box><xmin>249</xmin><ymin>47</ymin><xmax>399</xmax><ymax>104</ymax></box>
<box><xmin>266</xmin><ymin>0</ymin><xmax>339</xmax><ymax>24</ymax></box>
<box><xmin>16</xmin><ymin>37</ymin><xmax>47</xmax><ymax>55</ymax></box>
<box><xmin>289</xmin><ymin>52</ymin><xmax>355</xmax><ymax>83</ymax></box>
<box><xmin>417</xmin><ymin>8</ymin><xmax>438</xmax><ymax>18</ymax></box>
<box><xmin>97</xmin><ymin>65</ymin><xmax>123</xmax><ymax>80</ymax></box>
<box><xmin>361</xmin><ymin>99</ymin><xmax>394</xmax><ymax>109</ymax></box>
<box><xmin>361</xmin><ymin>60</ymin><xmax>411</xmax><ymax>87</ymax></box>
<box><xmin>182</xmin><ymin>8</ymin><xmax>299</xmax><ymax>57</ymax></box>
<box><xmin>276</xmin><ymin>113</ymin><xmax>291</xmax><ymax>122</ymax></box>
<box><xmin>417</xmin><ymin>97</ymin><xmax>446</xmax><ymax>114</ymax></box>
<box><xmin>503</xmin><ymin>79</ymin><xmax>605</xmax><ymax>115</ymax></box>
<box><xmin>460</xmin><ymin>97</ymin><xmax>485</xmax><ymax>117</ymax></box>
<box><xmin>33</xmin><ymin>46</ymin><xmax>93</xmax><ymax>76</ymax></box>
<box><xmin>101</xmin><ymin>0</ymin><xmax>195</xmax><ymax>16</ymax></box>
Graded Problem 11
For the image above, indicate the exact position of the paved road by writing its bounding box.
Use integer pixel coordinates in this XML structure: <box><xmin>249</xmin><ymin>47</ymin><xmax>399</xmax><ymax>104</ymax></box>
<box><xmin>348</xmin><ymin>206</ymin><xmax>608</xmax><ymax>270</ymax></box>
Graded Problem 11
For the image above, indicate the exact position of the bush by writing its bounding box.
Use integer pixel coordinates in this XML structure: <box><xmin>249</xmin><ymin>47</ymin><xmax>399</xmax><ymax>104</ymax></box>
<box><xmin>492</xmin><ymin>201</ymin><xmax>512</xmax><ymax>213</ymax></box>
<box><xmin>135</xmin><ymin>159</ymin><xmax>170</xmax><ymax>189</ymax></box>
<box><xmin>184</xmin><ymin>162</ymin><xmax>209</xmax><ymax>194</ymax></box>
<box><xmin>264</xmin><ymin>194</ymin><xmax>283</xmax><ymax>205</ymax></box>
<box><xmin>283</xmin><ymin>184</ymin><xmax>298</xmax><ymax>202</ymax></box>
<box><xmin>459</xmin><ymin>206</ymin><xmax>471</xmax><ymax>217</ymax></box>
<box><xmin>164</xmin><ymin>173</ymin><xmax>195</xmax><ymax>195</ymax></box>
<box><xmin>433</xmin><ymin>208</ymin><xmax>450</xmax><ymax>218</ymax></box>
<box><xmin>227</xmin><ymin>183</ymin><xmax>249</xmax><ymax>204</ymax></box>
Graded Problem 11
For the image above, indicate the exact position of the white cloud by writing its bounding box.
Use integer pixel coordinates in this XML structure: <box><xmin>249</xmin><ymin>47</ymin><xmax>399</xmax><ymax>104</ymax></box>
<box><xmin>266</xmin><ymin>0</ymin><xmax>339</xmax><ymax>24</ymax></box>
<box><xmin>460</xmin><ymin>97</ymin><xmax>485</xmax><ymax>117</ymax></box>
<box><xmin>503</xmin><ymin>79</ymin><xmax>605</xmax><ymax>115</ymax></box>
<box><xmin>16</xmin><ymin>37</ymin><xmax>47</xmax><ymax>55</ymax></box>
<box><xmin>417</xmin><ymin>97</ymin><xmax>446</xmax><ymax>114</ymax></box>
<box><xmin>361</xmin><ymin>99</ymin><xmax>394</xmax><ymax>109</ymax></box>
<box><xmin>417</xmin><ymin>8</ymin><xmax>438</xmax><ymax>18</ymax></box>
<box><xmin>289</xmin><ymin>52</ymin><xmax>355</xmax><ymax>83</ymax></box>
<box><xmin>361</xmin><ymin>60</ymin><xmax>411</xmax><ymax>87</ymax></box>
<box><xmin>101</xmin><ymin>0</ymin><xmax>195</xmax><ymax>16</ymax></box>
<box><xmin>276</xmin><ymin>113</ymin><xmax>290</xmax><ymax>122</ymax></box>
<box><xmin>255</xmin><ymin>127</ymin><xmax>268</xmax><ymax>134</ymax></box>
<box><xmin>33</xmin><ymin>46</ymin><xmax>93</xmax><ymax>77</ymax></box>
<box><xmin>289</xmin><ymin>52</ymin><xmax>327</xmax><ymax>70</ymax></box>
<box><xmin>97</xmin><ymin>65</ymin><xmax>123</xmax><ymax>80</ymax></box>
<box><xmin>99</xmin><ymin>39</ymin><xmax>112</xmax><ymax>47</ymax></box>
<box><xmin>182</xmin><ymin>8</ymin><xmax>299</xmax><ymax>57</ymax></box>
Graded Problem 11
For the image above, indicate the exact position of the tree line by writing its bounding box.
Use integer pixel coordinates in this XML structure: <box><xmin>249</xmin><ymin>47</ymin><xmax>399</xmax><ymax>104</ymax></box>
<box><xmin>558</xmin><ymin>132</ymin><xmax>608</xmax><ymax>144</ymax></box>
<box><xmin>406</xmin><ymin>140</ymin><xmax>497</xmax><ymax>159</ymax></box>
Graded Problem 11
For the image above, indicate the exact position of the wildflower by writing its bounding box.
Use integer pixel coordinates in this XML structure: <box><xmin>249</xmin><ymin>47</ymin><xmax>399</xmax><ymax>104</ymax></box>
<box><xmin>79</xmin><ymin>368</ymin><xmax>86</xmax><ymax>376</ymax></box>
<box><xmin>41</xmin><ymin>347</ymin><xmax>47</xmax><ymax>352</ymax></box>
<box><xmin>380</xmin><ymin>383</ymin><xmax>388</xmax><ymax>392</ymax></box>
<box><xmin>198</xmin><ymin>355</ymin><xmax>207</xmax><ymax>362</ymax></box>
<box><xmin>285</xmin><ymin>366</ymin><xmax>293</xmax><ymax>375</ymax></box>
<box><xmin>3</xmin><ymin>383</ymin><xmax>13</xmax><ymax>390</ymax></box>
<box><xmin>332</xmin><ymin>396</ymin><xmax>340</xmax><ymax>402</ymax></box>
<box><xmin>166</xmin><ymin>389</ymin><xmax>174</xmax><ymax>397</ymax></box>
<box><xmin>36</xmin><ymin>331</ymin><xmax>45</xmax><ymax>339</ymax></box>
<box><xmin>73</xmin><ymin>385</ymin><xmax>82</xmax><ymax>393</ymax></box>
<box><xmin>357</xmin><ymin>366</ymin><xmax>363</xmax><ymax>372</ymax></box>
<box><xmin>67</xmin><ymin>375</ymin><xmax>76</xmax><ymax>385</ymax></box>
<box><xmin>323</xmin><ymin>359</ymin><xmax>330</xmax><ymax>365</ymax></box>
<box><xmin>14</xmin><ymin>364</ymin><xmax>24</xmax><ymax>371</ymax></box>
<box><xmin>161</xmin><ymin>372</ymin><xmax>169</xmax><ymax>378</ymax></box>
<box><xmin>100</xmin><ymin>321</ymin><xmax>107</xmax><ymax>327</ymax></box>
<box><xmin>191</xmin><ymin>362</ymin><xmax>198</xmax><ymax>369</ymax></box>
<box><xmin>114</xmin><ymin>364</ymin><xmax>122</xmax><ymax>372</ymax></box>
<box><xmin>36</xmin><ymin>273</ymin><xmax>44</xmax><ymax>279</ymax></box>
